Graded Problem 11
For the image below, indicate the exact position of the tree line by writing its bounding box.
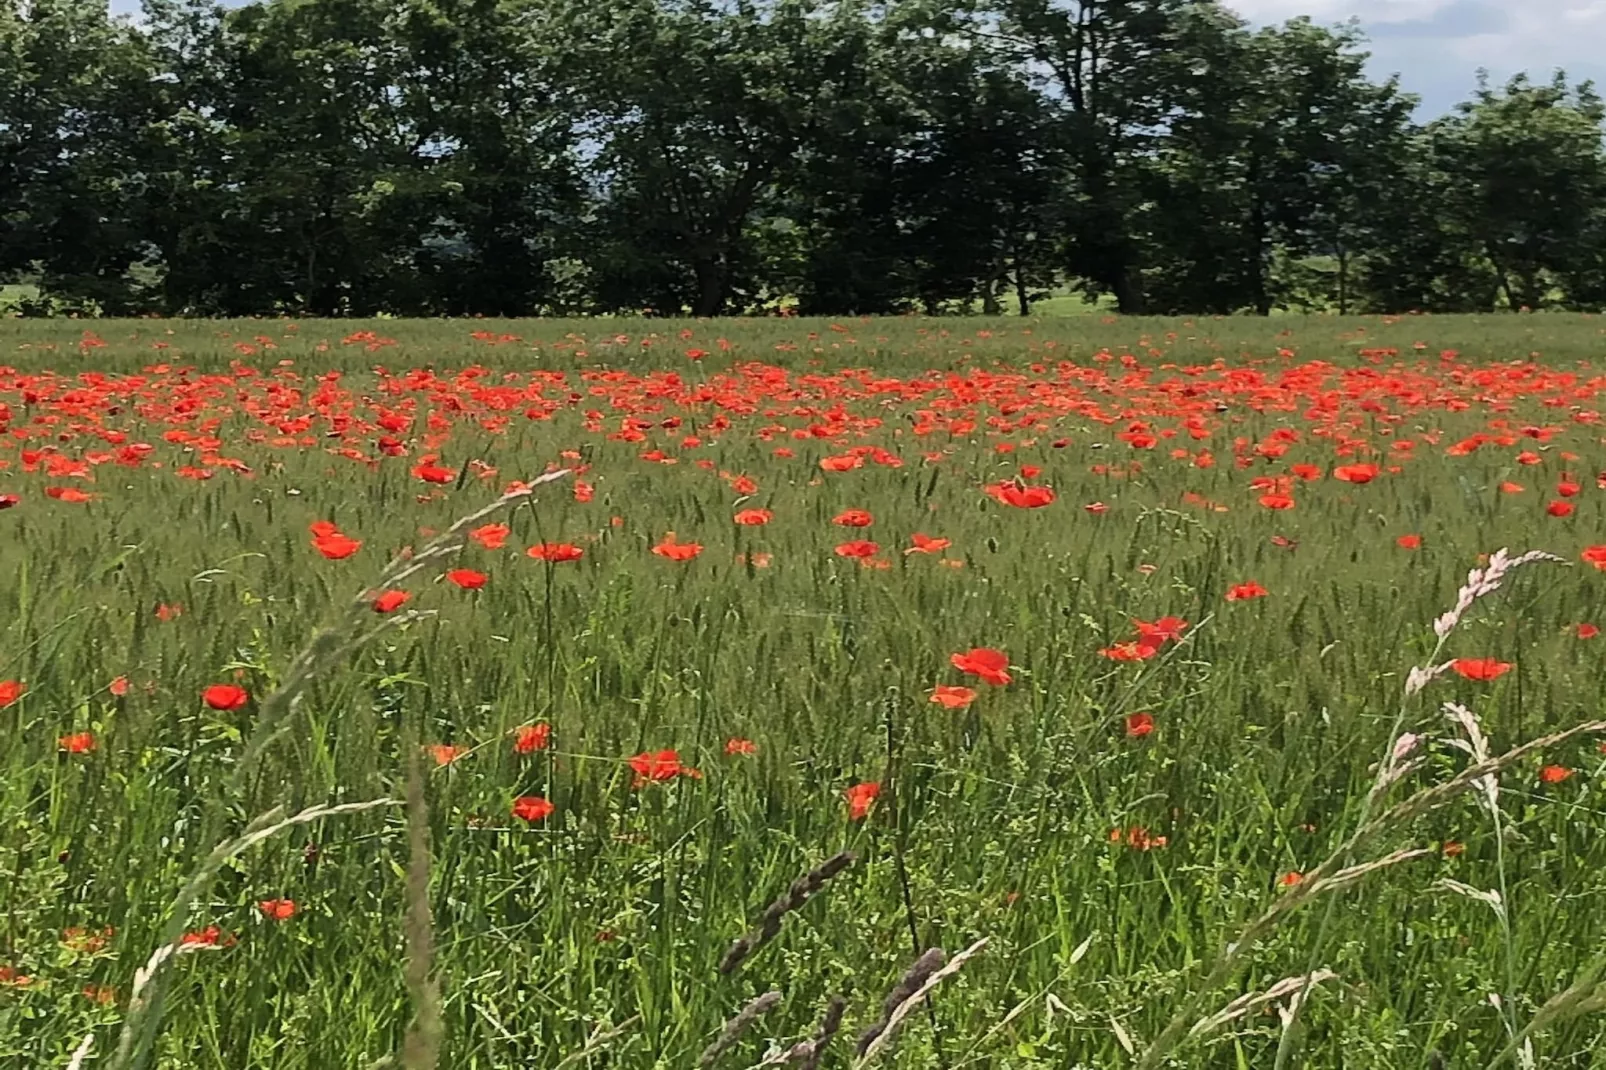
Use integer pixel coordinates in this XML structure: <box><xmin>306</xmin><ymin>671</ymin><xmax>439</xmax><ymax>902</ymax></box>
<box><xmin>3</xmin><ymin>0</ymin><xmax>1605</xmax><ymax>318</ymax></box>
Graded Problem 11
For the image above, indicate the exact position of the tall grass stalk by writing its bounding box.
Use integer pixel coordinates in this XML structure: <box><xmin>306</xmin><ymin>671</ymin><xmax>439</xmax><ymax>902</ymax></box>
<box><xmin>1270</xmin><ymin>549</ymin><xmax>1564</xmax><ymax>1069</ymax></box>
<box><xmin>1136</xmin><ymin>720</ymin><xmax>1606</xmax><ymax>1069</ymax></box>
<box><xmin>400</xmin><ymin>735</ymin><xmax>442</xmax><ymax>1069</ymax></box>
<box><xmin>105</xmin><ymin>472</ymin><xmax>570</xmax><ymax>1070</ymax></box>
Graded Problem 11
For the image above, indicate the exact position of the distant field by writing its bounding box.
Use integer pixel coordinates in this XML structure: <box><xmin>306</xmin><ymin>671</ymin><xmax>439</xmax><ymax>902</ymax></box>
<box><xmin>4</xmin><ymin>310</ymin><xmax>1604</xmax><ymax>370</ymax></box>
<box><xmin>1</xmin><ymin>314</ymin><xmax>1605</xmax><ymax>1068</ymax></box>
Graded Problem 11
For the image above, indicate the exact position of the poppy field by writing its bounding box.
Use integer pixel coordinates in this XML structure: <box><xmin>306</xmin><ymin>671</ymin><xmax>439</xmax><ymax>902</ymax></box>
<box><xmin>4</xmin><ymin>314</ymin><xmax>1606</xmax><ymax>1068</ymax></box>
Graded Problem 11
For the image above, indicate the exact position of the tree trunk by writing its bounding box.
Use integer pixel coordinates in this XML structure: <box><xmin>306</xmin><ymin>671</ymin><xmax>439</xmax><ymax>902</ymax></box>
<box><xmin>1015</xmin><ymin>261</ymin><xmax>1031</xmax><ymax>317</ymax></box>
<box><xmin>1517</xmin><ymin>267</ymin><xmax>1543</xmax><ymax>310</ymax></box>
<box><xmin>1112</xmin><ymin>262</ymin><xmax>1144</xmax><ymax>315</ymax></box>
<box><xmin>692</xmin><ymin>256</ymin><xmax>727</xmax><ymax>317</ymax></box>
<box><xmin>1247</xmin><ymin>157</ymin><xmax>1270</xmax><ymax>316</ymax></box>
<box><xmin>1336</xmin><ymin>241</ymin><xmax>1349</xmax><ymax>316</ymax></box>
<box><xmin>1486</xmin><ymin>245</ymin><xmax>1518</xmax><ymax>311</ymax></box>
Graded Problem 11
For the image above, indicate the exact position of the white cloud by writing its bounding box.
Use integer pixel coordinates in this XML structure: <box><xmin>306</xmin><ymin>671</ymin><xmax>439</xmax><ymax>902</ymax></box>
<box><xmin>1231</xmin><ymin>0</ymin><xmax>1456</xmax><ymax>18</ymax></box>
<box><xmin>1225</xmin><ymin>1</ymin><xmax>1606</xmax><ymax>115</ymax></box>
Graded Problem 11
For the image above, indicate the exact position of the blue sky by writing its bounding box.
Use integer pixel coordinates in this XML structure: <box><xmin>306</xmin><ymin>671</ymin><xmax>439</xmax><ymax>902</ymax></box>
<box><xmin>107</xmin><ymin>0</ymin><xmax>1605</xmax><ymax>119</ymax></box>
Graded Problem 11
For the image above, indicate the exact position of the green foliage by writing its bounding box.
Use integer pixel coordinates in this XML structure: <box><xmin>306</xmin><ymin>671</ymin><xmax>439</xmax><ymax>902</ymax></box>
<box><xmin>3</xmin><ymin>0</ymin><xmax>1606</xmax><ymax>316</ymax></box>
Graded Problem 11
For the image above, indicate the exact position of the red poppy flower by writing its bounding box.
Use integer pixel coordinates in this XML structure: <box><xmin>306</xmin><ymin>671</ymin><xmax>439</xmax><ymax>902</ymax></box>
<box><xmin>628</xmin><ymin>749</ymin><xmax>699</xmax><ymax>785</ymax></box>
<box><xmin>1557</xmin><ymin>481</ymin><xmax>1581</xmax><ymax>498</ymax></box>
<box><xmin>832</xmin><ymin>509</ymin><xmax>873</xmax><ymax>527</ymax></box>
<box><xmin>309</xmin><ymin>520</ymin><xmax>339</xmax><ymax>538</ymax></box>
<box><xmin>1100</xmin><ymin>639</ymin><xmax>1161</xmax><ymax>662</ymax></box>
<box><xmin>58</xmin><ymin>732</ymin><xmax>95</xmax><ymax>754</ymax></box>
<box><xmin>258</xmin><ymin>899</ymin><xmax>297</xmax><ymax>921</ymax></box>
<box><xmin>985</xmin><ymin>482</ymin><xmax>1055</xmax><ymax>508</ymax></box>
<box><xmin>1270</xmin><ymin>535</ymin><xmax>1297</xmax><ymax>549</ymax></box>
<box><xmin>1332</xmin><ymin>464</ymin><xmax>1380</xmax><ymax>484</ymax></box>
<box><xmin>906</xmin><ymin>533</ymin><xmax>951</xmax><ymax>554</ymax></box>
<box><xmin>1499</xmin><ymin>481</ymin><xmax>1525</xmax><ymax>494</ymax></box>
<box><xmin>429</xmin><ymin>744</ymin><xmax>468</xmax><ymax>766</ymax></box>
<box><xmin>573</xmin><ymin>480</ymin><xmax>595</xmax><ymax>502</ymax></box>
<box><xmin>844</xmin><ymin>781</ymin><xmax>881</xmax><ymax>821</ymax></box>
<box><xmin>950</xmin><ymin>647</ymin><xmax>1011</xmax><ymax>686</ymax></box>
<box><xmin>155</xmin><ymin>603</ymin><xmax>182</xmax><ymax>621</ymax></box>
<box><xmin>724</xmin><ymin>737</ymin><xmax>757</xmax><ymax>756</ymax></box>
<box><xmin>1279</xmin><ymin>872</ymin><xmax>1303</xmax><ymax>888</ymax></box>
<box><xmin>412</xmin><ymin>461</ymin><xmax>455</xmax><ymax>484</ymax></box>
<box><xmin>733</xmin><ymin>509</ymin><xmax>773</xmax><ymax>526</ymax></box>
<box><xmin>527</xmin><ymin>542</ymin><xmax>584</xmax><ymax>562</ymax></box>
<box><xmin>446</xmin><ymin>568</ymin><xmax>487</xmax><ymax>589</ymax></box>
<box><xmin>180</xmin><ymin>925</ymin><xmax>226</xmax><ymax>947</ymax></box>
<box><xmin>819</xmin><ymin>454</ymin><xmax>862</xmax><ymax>472</ymax></box>
<box><xmin>45</xmin><ymin>487</ymin><xmax>94</xmax><ymax>502</ymax></box>
<box><xmin>0</xmin><ymin>679</ymin><xmax>25</xmax><ymax>709</ymax></box>
<box><xmin>1539</xmin><ymin>764</ymin><xmax>1573</xmax><ymax>784</ymax></box>
<box><xmin>469</xmin><ymin>523</ymin><xmax>510</xmax><ymax>550</ymax></box>
<box><xmin>372</xmin><ymin>589</ymin><xmax>411</xmax><ymax>613</ymax></box>
<box><xmin>1258</xmin><ymin>493</ymin><xmax>1295</xmax><ymax>510</ymax></box>
<box><xmin>312</xmin><ymin>532</ymin><xmax>362</xmax><ymax>559</ymax></box>
<box><xmin>1134</xmin><ymin>617</ymin><xmax>1188</xmax><ymax>642</ymax></box>
<box><xmin>202</xmin><ymin>684</ymin><xmax>249</xmax><ymax>711</ymax></box>
<box><xmin>1451</xmin><ymin>658</ymin><xmax>1512</xmax><ymax>682</ymax></box>
<box><xmin>1583</xmin><ymin>546</ymin><xmax>1606</xmax><ymax>570</ymax></box>
<box><xmin>1290</xmin><ymin>464</ymin><xmax>1322</xmax><ymax>481</ymax></box>
<box><xmin>651</xmin><ymin>534</ymin><xmax>703</xmax><ymax>561</ymax></box>
<box><xmin>834</xmin><ymin>540</ymin><xmax>880</xmax><ymax>558</ymax></box>
<box><xmin>1084</xmin><ymin>501</ymin><xmax>1109</xmax><ymax>514</ymax></box>
<box><xmin>929</xmin><ymin>685</ymin><xmax>977</xmax><ymax>709</ymax></box>
<box><xmin>1396</xmin><ymin>534</ymin><xmax>1422</xmax><ymax>549</ymax></box>
<box><xmin>1225</xmin><ymin>581</ymin><xmax>1269</xmax><ymax>601</ymax></box>
<box><xmin>1547</xmin><ymin>500</ymin><xmax>1575</xmax><ymax>518</ymax></box>
<box><xmin>109</xmin><ymin>676</ymin><xmax>129</xmax><ymax>696</ymax></box>
<box><xmin>1125</xmin><ymin>712</ymin><xmax>1155</xmax><ymax>738</ymax></box>
<box><xmin>1110</xmin><ymin>826</ymin><xmax>1167</xmax><ymax>850</ymax></box>
<box><xmin>1577</xmin><ymin>623</ymin><xmax>1600</xmax><ymax>640</ymax></box>
<box><xmin>512</xmin><ymin>723</ymin><xmax>551</xmax><ymax>754</ymax></box>
<box><xmin>511</xmin><ymin>796</ymin><xmax>555</xmax><ymax>822</ymax></box>
<box><xmin>0</xmin><ymin>494</ymin><xmax>18</xmax><ymax>509</ymax></box>
<box><xmin>1516</xmin><ymin>451</ymin><xmax>1542</xmax><ymax>466</ymax></box>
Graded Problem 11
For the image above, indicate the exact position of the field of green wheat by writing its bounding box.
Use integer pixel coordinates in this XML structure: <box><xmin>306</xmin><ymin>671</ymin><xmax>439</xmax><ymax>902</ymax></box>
<box><xmin>1</xmin><ymin>313</ymin><xmax>1604</xmax><ymax>1069</ymax></box>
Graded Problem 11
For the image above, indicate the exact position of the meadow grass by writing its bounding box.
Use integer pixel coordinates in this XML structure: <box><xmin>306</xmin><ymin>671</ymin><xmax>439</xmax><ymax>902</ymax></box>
<box><xmin>0</xmin><ymin>314</ymin><xmax>1604</xmax><ymax>1068</ymax></box>
<box><xmin>1</xmin><ymin>310</ymin><xmax>1602</xmax><ymax>369</ymax></box>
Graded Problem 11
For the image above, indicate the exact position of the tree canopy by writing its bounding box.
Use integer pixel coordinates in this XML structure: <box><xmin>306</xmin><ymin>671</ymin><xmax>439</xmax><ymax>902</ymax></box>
<box><xmin>3</xmin><ymin>0</ymin><xmax>1603</xmax><ymax>316</ymax></box>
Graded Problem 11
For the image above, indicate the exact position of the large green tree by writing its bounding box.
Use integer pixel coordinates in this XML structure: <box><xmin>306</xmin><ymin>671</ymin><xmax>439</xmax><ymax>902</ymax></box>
<box><xmin>1434</xmin><ymin>72</ymin><xmax>1606</xmax><ymax>311</ymax></box>
<box><xmin>5</xmin><ymin>0</ymin><xmax>1604</xmax><ymax>317</ymax></box>
<box><xmin>968</xmin><ymin>0</ymin><xmax>1222</xmax><ymax>313</ymax></box>
<box><xmin>388</xmin><ymin>0</ymin><xmax>581</xmax><ymax>316</ymax></box>
<box><xmin>1144</xmin><ymin>15</ymin><xmax>1415</xmax><ymax>314</ymax></box>
<box><xmin>1360</xmin><ymin>73</ymin><xmax>1606</xmax><ymax>313</ymax></box>
<box><xmin>559</xmin><ymin>0</ymin><xmax>889</xmax><ymax>316</ymax></box>
<box><xmin>781</xmin><ymin>2</ymin><xmax>1065</xmax><ymax>315</ymax></box>
<box><xmin>165</xmin><ymin>0</ymin><xmax>450</xmax><ymax>315</ymax></box>
<box><xmin>1</xmin><ymin>0</ymin><xmax>168</xmax><ymax>311</ymax></box>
